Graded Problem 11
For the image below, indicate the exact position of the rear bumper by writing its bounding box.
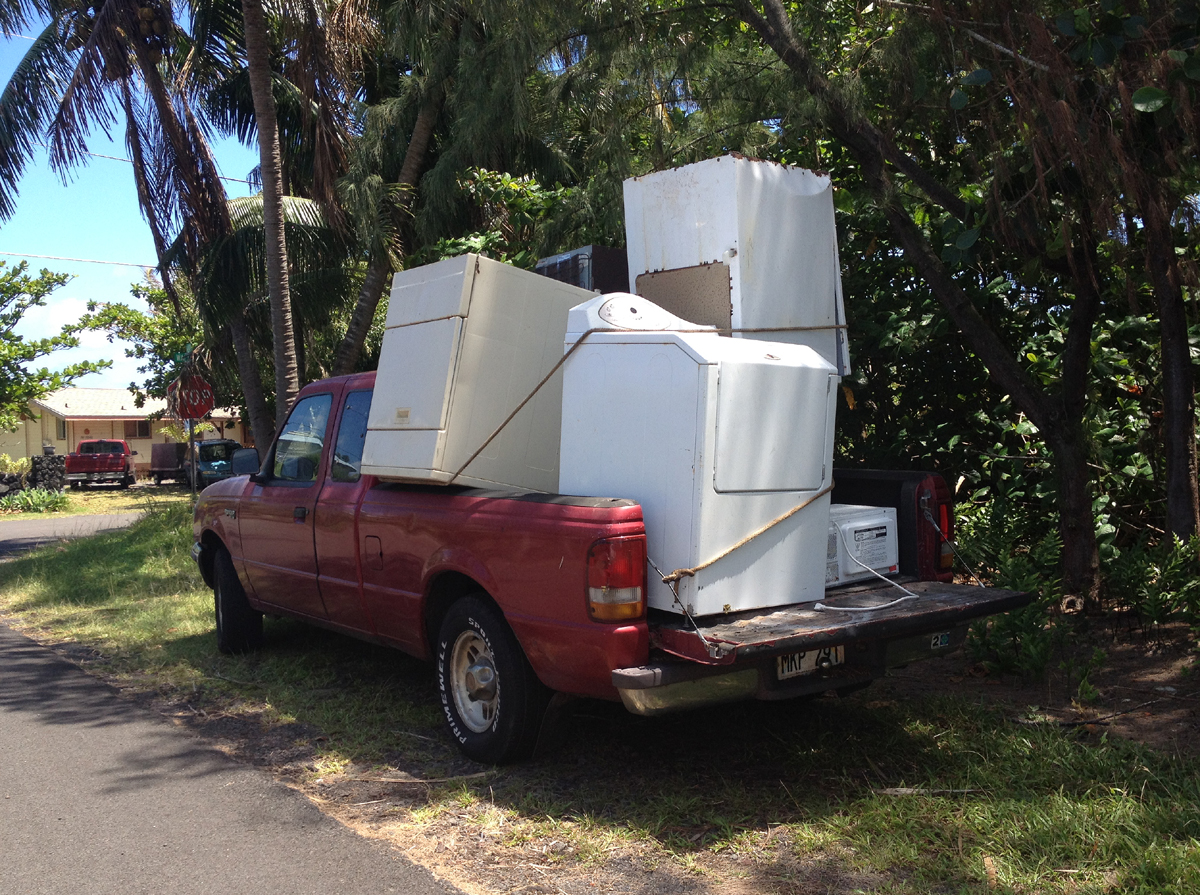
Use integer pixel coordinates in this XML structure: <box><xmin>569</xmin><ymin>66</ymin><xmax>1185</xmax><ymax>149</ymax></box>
<box><xmin>614</xmin><ymin>581</ymin><xmax>1031</xmax><ymax>715</ymax></box>
<box><xmin>612</xmin><ymin>626</ymin><xmax>965</xmax><ymax>715</ymax></box>
<box><xmin>67</xmin><ymin>471</ymin><xmax>130</xmax><ymax>483</ymax></box>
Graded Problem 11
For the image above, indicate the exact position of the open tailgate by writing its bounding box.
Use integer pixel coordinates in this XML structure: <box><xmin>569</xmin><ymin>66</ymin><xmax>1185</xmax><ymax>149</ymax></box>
<box><xmin>649</xmin><ymin>581</ymin><xmax>1033</xmax><ymax>666</ymax></box>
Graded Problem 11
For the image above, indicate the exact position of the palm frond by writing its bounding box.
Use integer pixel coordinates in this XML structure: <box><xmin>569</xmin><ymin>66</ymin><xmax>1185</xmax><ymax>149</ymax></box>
<box><xmin>0</xmin><ymin>19</ymin><xmax>76</xmax><ymax>218</ymax></box>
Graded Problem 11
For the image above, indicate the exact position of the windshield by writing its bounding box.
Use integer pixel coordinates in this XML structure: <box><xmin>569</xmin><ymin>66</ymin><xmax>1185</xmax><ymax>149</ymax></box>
<box><xmin>199</xmin><ymin>443</ymin><xmax>234</xmax><ymax>463</ymax></box>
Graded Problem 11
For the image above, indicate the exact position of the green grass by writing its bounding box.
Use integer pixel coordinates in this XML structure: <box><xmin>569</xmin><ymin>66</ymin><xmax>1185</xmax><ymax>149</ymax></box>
<box><xmin>0</xmin><ymin>505</ymin><xmax>1197</xmax><ymax>893</ymax></box>
<box><xmin>0</xmin><ymin>484</ymin><xmax>192</xmax><ymax>519</ymax></box>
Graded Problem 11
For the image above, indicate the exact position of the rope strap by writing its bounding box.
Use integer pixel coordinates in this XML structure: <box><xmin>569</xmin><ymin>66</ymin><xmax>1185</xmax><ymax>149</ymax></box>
<box><xmin>447</xmin><ymin>323</ymin><xmax>847</xmax><ymax>486</ymax></box>
<box><xmin>661</xmin><ymin>483</ymin><xmax>835</xmax><ymax>584</ymax></box>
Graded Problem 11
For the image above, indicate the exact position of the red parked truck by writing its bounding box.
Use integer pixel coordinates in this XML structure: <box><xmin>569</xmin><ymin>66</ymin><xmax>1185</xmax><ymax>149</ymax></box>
<box><xmin>66</xmin><ymin>439</ymin><xmax>138</xmax><ymax>488</ymax></box>
<box><xmin>192</xmin><ymin>372</ymin><xmax>1030</xmax><ymax>764</ymax></box>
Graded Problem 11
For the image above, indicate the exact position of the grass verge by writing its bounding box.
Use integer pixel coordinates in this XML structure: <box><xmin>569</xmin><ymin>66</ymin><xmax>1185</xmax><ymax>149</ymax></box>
<box><xmin>0</xmin><ymin>483</ymin><xmax>192</xmax><ymax>518</ymax></box>
<box><xmin>0</xmin><ymin>505</ymin><xmax>1197</xmax><ymax>894</ymax></box>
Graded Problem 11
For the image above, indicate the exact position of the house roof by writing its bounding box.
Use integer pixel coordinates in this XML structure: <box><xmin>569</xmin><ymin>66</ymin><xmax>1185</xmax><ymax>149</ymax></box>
<box><xmin>31</xmin><ymin>388</ymin><xmax>168</xmax><ymax>420</ymax></box>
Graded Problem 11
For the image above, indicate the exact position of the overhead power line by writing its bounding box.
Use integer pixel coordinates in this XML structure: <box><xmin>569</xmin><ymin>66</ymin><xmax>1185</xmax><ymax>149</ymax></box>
<box><xmin>33</xmin><ymin>142</ymin><xmax>254</xmax><ymax>185</ymax></box>
<box><xmin>0</xmin><ymin>251</ymin><xmax>156</xmax><ymax>269</ymax></box>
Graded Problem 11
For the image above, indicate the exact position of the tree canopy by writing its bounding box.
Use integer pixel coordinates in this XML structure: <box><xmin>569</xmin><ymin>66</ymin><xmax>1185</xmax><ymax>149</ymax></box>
<box><xmin>0</xmin><ymin>0</ymin><xmax>1196</xmax><ymax>606</ymax></box>
<box><xmin>0</xmin><ymin>261</ymin><xmax>109</xmax><ymax>430</ymax></box>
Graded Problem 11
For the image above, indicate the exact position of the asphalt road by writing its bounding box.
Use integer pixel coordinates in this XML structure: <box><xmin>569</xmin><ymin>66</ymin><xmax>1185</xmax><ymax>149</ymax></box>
<box><xmin>0</xmin><ymin>623</ymin><xmax>460</xmax><ymax>895</ymax></box>
<box><xmin>0</xmin><ymin>513</ymin><xmax>146</xmax><ymax>558</ymax></box>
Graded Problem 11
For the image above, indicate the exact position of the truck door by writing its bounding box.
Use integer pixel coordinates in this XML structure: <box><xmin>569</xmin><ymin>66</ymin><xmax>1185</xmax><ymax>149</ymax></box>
<box><xmin>313</xmin><ymin>387</ymin><xmax>375</xmax><ymax>632</ymax></box>
<box><xmin>238</xmin><ymin>391</ymin><xmax>334</xmax><ymax>618</ymax></box>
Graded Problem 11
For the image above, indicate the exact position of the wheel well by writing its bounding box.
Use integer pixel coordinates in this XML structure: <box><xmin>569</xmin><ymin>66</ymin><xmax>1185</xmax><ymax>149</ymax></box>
<box><xmin>424</xmin><ymin>572</ymin><xmax>497</xmax><ymax>654</ymax></box>
<box><xmin>198</xmin><ymin>530</ymin><xmax>225</xmax><ymax>588</ymax></box>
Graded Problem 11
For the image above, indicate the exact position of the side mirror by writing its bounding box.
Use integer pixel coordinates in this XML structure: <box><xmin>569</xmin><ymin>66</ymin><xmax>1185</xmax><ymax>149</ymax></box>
<box><xmin>131</xmin><ymin>450</ymin><xmax>139</xmax><ymax>456</ymax></box>
<box><xmin>231</xmin><ymin>447</ymin><xmax>262</xmax><ymax>477</ymax></box>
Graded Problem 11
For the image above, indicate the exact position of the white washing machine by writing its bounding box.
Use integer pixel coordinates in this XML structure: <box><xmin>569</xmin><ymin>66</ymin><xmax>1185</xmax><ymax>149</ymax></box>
<box><xmin>559</xmin><ymin>293</ymin><xmax>839</xmax><ymax>617</ymax></box>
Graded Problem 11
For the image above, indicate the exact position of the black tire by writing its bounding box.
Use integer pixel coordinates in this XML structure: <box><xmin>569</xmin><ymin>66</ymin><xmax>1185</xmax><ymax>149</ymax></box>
<box><xmin>119</xmin><ymin>474</ymin><xmax>132</xmax><ymax>489</ymax></box>
<box><xmin>436</xmin><ymin>596</ymin><xmax>550</xmax><ymax>764</ymax></box>
<box><xmin>214</xmin><ymin>546</ymin><xmax>263</xmax><ymax>654</ymax></box>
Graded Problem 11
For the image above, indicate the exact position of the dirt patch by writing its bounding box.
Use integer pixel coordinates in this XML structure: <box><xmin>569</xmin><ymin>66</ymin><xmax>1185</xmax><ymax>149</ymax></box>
<box><xmin>879</xmin><ymin>616</ymin><xmax>1200</xmax><ymax>758</ymax></box>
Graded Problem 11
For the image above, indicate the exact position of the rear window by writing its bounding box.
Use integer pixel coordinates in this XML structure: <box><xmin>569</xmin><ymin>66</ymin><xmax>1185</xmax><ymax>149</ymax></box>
<box><xmin>80</xmin><ymin>441</ymin><xmax>124</xmax><ymax>455</ymax></box>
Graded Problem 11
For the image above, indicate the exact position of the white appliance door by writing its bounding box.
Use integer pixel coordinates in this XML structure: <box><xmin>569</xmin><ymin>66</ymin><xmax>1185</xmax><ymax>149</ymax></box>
<box><xmin>368</xmin><ymin>317</ymin><xmax>464</xmax><ymax>432</ymax></box>
<box><xmin>712</xmin><ymin>363</ymin><xmax>835</xmax><ymax>493</ymax></box>
<box><xmin>384</xmin><ymin>254</ymin><xmax>475</xmax><ymax>327</ymax></box>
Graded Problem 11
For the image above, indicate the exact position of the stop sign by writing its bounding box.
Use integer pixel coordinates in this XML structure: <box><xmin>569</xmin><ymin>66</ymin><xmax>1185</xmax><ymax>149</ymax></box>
<box><xmin>169</xmin><ymin>374</ymin><xmax>216</xmax><ymax>420</ymax></box>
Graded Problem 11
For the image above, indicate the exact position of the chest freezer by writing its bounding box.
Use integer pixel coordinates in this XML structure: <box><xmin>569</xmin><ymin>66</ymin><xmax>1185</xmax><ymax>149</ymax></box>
<box><xmin>361</xmin><ymin>253</ymin><xmax>594</xmax><ymax>490</ymax></box>
<box><xmin>623</xmin><ymin>154</ymin><xmax>850</xmax><ymax>376</ymax></box>
<box><xmin>559</xmin><ymin>294</ymin><xmax>839</xmax><ymax>617</ymax></box>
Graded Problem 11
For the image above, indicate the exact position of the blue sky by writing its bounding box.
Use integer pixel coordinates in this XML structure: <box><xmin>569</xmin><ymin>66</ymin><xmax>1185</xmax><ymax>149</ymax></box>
<box><xmin>0</xmin><ymin>30</ymin><xmax>259</xmax><ymax>391</ymax></box>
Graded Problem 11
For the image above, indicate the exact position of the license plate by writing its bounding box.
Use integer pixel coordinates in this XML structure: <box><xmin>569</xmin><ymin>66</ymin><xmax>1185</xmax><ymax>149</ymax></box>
<box><xmin>776</xmin><ymin>646</ymin><xmax>844</xmax><ymax>681</ymax></box>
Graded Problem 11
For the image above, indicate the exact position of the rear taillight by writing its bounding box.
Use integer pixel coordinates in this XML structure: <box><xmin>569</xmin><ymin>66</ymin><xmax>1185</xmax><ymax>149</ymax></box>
<box><xmin>587</xmin><ymin>536</ymin><xmax>646</xmax><ymax>622</ymax></box>
<box><xmin>917</xmin><ymin>474</ymin><xmax>955</xmax><ymax>582</ymax></box>
<box><xmin>938</xmin><ymin>503</ymin><xmax>954</xmax><ymax>571</ymax></box>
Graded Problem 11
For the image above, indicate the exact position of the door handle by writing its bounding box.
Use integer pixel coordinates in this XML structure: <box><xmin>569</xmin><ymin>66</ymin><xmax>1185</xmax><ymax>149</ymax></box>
<box><xmin>293</xmin><ymin>506</ymin><xmax>308</xmax><ymax>522</ymax></box>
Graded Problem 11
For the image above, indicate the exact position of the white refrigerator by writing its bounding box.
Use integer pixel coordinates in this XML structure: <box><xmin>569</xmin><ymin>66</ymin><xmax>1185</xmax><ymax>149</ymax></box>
<box><xmin>362</xmin><ymin>253</ymin><xmax>594</xmax><ymax>490</ymax></box>
<box><xmin>623</xmin><ymin>155</ymin><xmax>850</xmax><ymax>376</ymax></box>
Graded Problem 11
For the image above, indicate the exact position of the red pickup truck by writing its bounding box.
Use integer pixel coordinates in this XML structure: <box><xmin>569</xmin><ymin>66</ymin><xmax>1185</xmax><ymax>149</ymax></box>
<box><xmin>192</xmin><ymin>372</ymin><xmax>1029</xmax><ymax>763</ymax></box>
<box><xmin>66</xmin><ymin>439</ymin><xmax>138</xmax><ymax>488</ymax></box>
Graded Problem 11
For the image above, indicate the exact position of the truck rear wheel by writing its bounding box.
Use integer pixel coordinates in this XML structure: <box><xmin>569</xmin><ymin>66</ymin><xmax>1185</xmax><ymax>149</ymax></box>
<box><xmin>436</xmin><ymin>596</ymin><xmax>549</xmax><ymax>764</ymax></box>
<box><xmin>214</xmin><ymin>546</ymin><xmax>263</xmax><ymax>654</ymax></box>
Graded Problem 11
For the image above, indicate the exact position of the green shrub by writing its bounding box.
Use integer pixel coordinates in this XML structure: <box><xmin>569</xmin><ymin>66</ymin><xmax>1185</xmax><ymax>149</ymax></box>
<box><xmin>1106</xmin><ymin>534</ymin><xmax>1200</xmax><ymax>627</ymax></box>
<box><xmin>0</xmin><ymin>487</ymin><xmax>69</xmax><ymax>513</ymax></box>
<box><xmin>0</xmin><ymin>452</ymin><xmax>30</xmax><ymax>477</ymax></box>
<box><xmin>957</xmin><ymin>497</ymin><xmax>1063</xmax><ymax>678</ymax></box>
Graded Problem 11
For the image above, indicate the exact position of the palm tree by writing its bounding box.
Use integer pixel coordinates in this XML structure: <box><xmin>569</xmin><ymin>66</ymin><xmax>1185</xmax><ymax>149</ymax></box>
<box><xmin>238</xmin><ymin>0</ymin><xmax>301</xmax><ymax>427</ymax></box>
<box><xmin>0</xmin><ymin>0</ymin><xmax>277</xmax><ymax>449</ymax></box>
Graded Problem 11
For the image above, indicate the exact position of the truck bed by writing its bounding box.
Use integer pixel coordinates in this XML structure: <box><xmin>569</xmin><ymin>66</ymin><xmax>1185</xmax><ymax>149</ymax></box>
<box><xmin>648</xmin><ymin>580</ymin><xmax>1032</xmax><ymax>665</ymax></box>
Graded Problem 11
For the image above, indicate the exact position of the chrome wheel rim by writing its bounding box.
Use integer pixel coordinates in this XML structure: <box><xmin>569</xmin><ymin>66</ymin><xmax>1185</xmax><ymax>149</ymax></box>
<box><xmin>450</xmin><ymin>630</ymin><xmax>498</xmax><ymax>733</ymax></box>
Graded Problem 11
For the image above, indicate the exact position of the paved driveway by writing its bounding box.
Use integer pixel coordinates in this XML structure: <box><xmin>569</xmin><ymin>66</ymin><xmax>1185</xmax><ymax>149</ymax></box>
<box><xmin>0</xmin><ymin>623</ymin><xmax>460</xmax><ymax>895</ymax></box>
<box><xmin>0</xmin><ymin>513</ymin><xmax>144</xmax><ymax>558</ymax></box>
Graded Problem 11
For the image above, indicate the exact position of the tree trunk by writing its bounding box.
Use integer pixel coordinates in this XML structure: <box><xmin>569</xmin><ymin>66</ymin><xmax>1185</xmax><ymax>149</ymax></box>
<box><xmin>228</xmin><ymin>310</ymin><xmax>275</xmax><ymax>454</ymax></box>
<box><xmin>1132</xmin><ymin>180</ymin><xmax>1200</xmax><ymax>539</ymax></box>
<box><xmin>125</xmin><ymin>21</ymin><xmax>230</xmax><ymax>246</ymax></box>
<box><xmin>331</xmin><ymin>249</ymin><xmax>392</xmax><ymax>376</ymax></box>
<box><xmin>331</xmin><ymin>92</ymin><xmax>443</xmax><ymax>376</ymax></box>
<box><xmin>738</xmin><ymin>0</ymin><xmax>1102</xmax><ymax>595</ymax></box>
<box><xmin>241</xmin><ymin>0</ymin><xmax>302</xmax><ymax>428</ymax></box>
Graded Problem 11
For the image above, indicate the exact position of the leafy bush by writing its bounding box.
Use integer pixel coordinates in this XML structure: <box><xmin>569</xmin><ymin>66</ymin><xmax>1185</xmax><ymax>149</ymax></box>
<box><xmin>955</xmin><ymin>498</ymin><xmax>1065</xmax><ymax>677</ymax></box>
<box><xmin>0</xmin><ymin>452</ymin><xmax>30</xmax><ymax>477</ymax></box>
<box><xmin>1106</xmin><ymin>534</ymin><xmax>1200</xmax><ymax>628</ymax></box>
<box><xmin>0</xmin><ymin>487</ymin><xmax>69</xmax><ymax>513</ymax></box>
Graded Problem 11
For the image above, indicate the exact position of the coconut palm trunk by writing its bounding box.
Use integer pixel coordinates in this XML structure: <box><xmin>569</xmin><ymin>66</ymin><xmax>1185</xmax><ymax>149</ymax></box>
<box><xmin>331</xmin><ymin>90</ymin><xmax>443</xmax><ymax>377</ymax></box>
<box><xmin>241</xmin><ymin>0</ymin><xmax>301</xmax><ymax>427</ymax></box>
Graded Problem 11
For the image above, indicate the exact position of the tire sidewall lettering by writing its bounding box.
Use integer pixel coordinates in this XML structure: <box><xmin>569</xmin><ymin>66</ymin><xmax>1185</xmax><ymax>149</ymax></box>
<box><xmin>438</xmin><ymin>610</ymin><xmax>503</xmax><ymax>747</ymax></box>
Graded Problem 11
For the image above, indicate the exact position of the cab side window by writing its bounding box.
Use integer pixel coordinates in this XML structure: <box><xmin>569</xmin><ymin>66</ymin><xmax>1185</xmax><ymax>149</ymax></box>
<box><xmin>273</xmin><ymin>394</ymin><xmax>333</xmax><ymax>483</ymax></box>
<box><xmin>331</xmin><ymin>390</ymin><xmax>373</xmax><ymax>483</ymax></box>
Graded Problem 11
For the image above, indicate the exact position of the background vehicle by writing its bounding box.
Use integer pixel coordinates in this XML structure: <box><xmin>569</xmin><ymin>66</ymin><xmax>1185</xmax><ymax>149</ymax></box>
<box><xmin>182</xmin><ymin>439</ymin><xmax>242</xmax><ymax>490</ymax></box>
<box><xmin>66</xmin><ymin>439</ymin><xmax>137</xmax><ymax>488</ymax></box>
<box><xmin>150</xmin><ymin>442</ymin><xmax>187</xmax><ymax>485</ymax></box>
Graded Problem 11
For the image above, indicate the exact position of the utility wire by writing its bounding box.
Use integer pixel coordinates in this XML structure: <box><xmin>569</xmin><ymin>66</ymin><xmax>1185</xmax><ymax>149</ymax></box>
<box><xmin>0</xmin><ymin>251</ymin><xmax>155</xmax><ymax>269</ymax></box>
<box><xmin>33</xmin><ymin>141</ymin><xmax>254</xmax><ymax>185</ymax></box>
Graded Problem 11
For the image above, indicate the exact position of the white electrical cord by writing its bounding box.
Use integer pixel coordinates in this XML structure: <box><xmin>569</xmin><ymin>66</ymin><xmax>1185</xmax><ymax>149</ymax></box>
<box><xmin>814</xmin><ymin>523</ymin><xmax>919</xmax><ymax>613</ymax></box>
<box><xmin>922</xmin><ymin>505</ymin><xmax>986</xmax><ymax>587</ymax></box>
